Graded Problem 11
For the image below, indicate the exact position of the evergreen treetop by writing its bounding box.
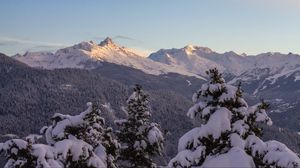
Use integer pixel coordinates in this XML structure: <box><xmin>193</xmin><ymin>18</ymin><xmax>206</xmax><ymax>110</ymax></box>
<box><xmin>116</xmin><ymin>84</ymin><xmax>164</xmax><ymax>168</ymax></box>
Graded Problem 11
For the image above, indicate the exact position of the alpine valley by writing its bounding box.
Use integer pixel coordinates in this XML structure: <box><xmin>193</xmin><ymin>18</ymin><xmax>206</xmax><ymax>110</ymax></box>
<box><xmin>1</xmin><ymin>38</ymin><xmax>300</xmax><ymax>163</ymax></box>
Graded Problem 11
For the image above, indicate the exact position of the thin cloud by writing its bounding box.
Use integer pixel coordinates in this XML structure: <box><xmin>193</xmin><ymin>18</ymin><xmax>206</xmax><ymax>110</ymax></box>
<box><xmin>0</xmin><ymin>37</ymin><xmax>69</xmax><ymax>47</ymax></box>
<box><xmin>93</xmin><ymin>35</ymin><xmax>143</xmax><ymax>43</ymax></box>
<box><xmin>26</xmin><ymin>45</ymin><xmax>64</xmax><ymax>52</ymax></box>
<box><xmin>0</xmin><ymin>41</ymin><xmax>20</xmax><ymax>46</ymax></box>
<box><xmin>114</xmin><ymin>35</ymin><xmax>143</xmax><ymax>43</ymax></box>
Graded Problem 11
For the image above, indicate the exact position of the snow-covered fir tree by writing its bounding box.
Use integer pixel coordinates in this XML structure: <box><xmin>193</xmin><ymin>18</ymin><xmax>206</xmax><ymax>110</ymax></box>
<box><xmin>41</xmin><ymin>102</ymin><xmax>119</xmax><ymax>168</ymax></box>
<box><xmin>0</xmin><ymin>136</ymin><xmax>61</xmax><ymax>168</ymax></box>
<box><xmin>169</xmin><ymin>68</ymin><xmax>300</xmax><ymax>168</ymax></box>
<box><xmin>116</xmin><ymin>84</ymin><xmax>164</xmax><ymax>168</ymax></box>
<box><xmin>0</xmin><ymin>102</ymin><xmax>118</xmax><ymax>168</ymax></box>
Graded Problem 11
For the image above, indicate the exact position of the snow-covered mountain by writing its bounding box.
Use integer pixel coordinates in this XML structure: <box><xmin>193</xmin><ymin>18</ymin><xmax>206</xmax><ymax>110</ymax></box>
<box><xmin>149</xmin><ymin>46</ymin><xmax>300</xmax><ymax>117</ymax></box>
<box><xmin>13</xmin><ymin>38</ymin><xmax>202</xmax><ymax>79</ymax></box>
<box><xmin>12</xmin><ymin>39</ymin><xmax>300</xmax><ymax>99</ymax></box>
<box><xmin>149</xmin><ymin>46</ymin><xmax>300</xmax><ymax>94</ymax></box>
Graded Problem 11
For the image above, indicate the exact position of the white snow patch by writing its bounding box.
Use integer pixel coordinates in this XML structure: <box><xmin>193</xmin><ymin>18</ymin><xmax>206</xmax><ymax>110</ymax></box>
<box><xmin>201</xmin><ymin>147</ymin><xmax>255</xmax><ymax>168</ymax></box>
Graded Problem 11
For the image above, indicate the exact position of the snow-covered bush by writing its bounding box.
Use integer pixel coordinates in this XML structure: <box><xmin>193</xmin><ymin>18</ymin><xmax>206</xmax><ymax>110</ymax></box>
<box><xmin>116</xmin><ymin>84</ymin><xmax>164</xmax><ymax>168</ymax></box>
<box><xmin>169</xmin><ymin>68</ymin><xmax>300</xmax><ymax>168</ymax></box>
<box><xmin>1</xmin><ymin>102</ymin><xmax>118</xmax><ymax>168</ymax></box>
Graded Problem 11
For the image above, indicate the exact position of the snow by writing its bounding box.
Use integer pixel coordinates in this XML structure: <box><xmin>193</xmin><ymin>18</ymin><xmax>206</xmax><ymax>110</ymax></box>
<box><xmin>54</xmin><ymin>137</ymin><xmax>106</xmax><ymax>167</ymax></box>
<box><xmin>114</xmin><ymin>119</ymin><xmax>128</xmax><ymax>126</ymax></box>
<box><xmin>247</xmin><ymin>104</ymin><xmax>273</xmax><ymax>126</ymax></box>
<box><xmin>94</xmin><ymin>145</ymin><xmax>107</xmax><ymax>162</ymax></box>
<box><xmin>55</xmin><ymin>138</ymin><xmax>89</xmax><ymax>161</ymax></box>
<box><xmin>177</xmin><ymin>127</ymin><xmax>202</xmax><ymax>152</ymax></box>
<box><xmin>263</xmin><ymin>141</ymin><xmax>300</xmax><ymax>167</ymax></box>
<box><xmin>1</xmin><ymin>134</ymin><xmax>19</xmax><ymax>138</ymax></box>
<box><xmin>202</xmin><ymin>107</ymin><xmax>232</xmax><ymax>139</ymax></box>
<box><xmin>186</xmin><ymin>101</ymin><xmax>206</xmax><ymax>119</ymax></box>
<box><xmin>170</xmin><ymin>71</ymin><xmax>300</xmax><ymax>168</ymax></box>
<box><xmin>245</xmin><ymin>135</ymin><xmax>300</xmax><ymax>167</ymax></box>
<box><xmin>1</xmin><ymin>139</ymin><xmax>28</xmax><ymax>151</ymax></box>
<box><xmin>43</xmin><ymin>103</ymin><xmax>93</xmax><ymax>144</ymax></box>
<box><xmin>208</xmin><ymin>83</ymin><xmax>223</xmax><ymax>93</ymax></box>
<box><xmin>25</xmin><ymin>134</ymin><xmax>43</xmax><ymax>143</ymax></box>
<box><xmin>169</xmin><ymin>146</ymin><xmax>206</xmax><ymax>167</ymax></box>
<box><xmin>150</xmin><ymin>46</ymin><xmax>300</xmax><ymax>86</ymax></box>
<box><xmin>12</xmin><ymin>39</ymin><xmax>300</xmax><ymax>84</ymax></box>
<box><xmin>186</xmin><ymin>80</ymin><xmax>192</xmax><ymax>86</ymax></box>
<box><xmin>295</xmin><ymin>75</ymin><xmax>300</xmax><ymax>81</ymax></box>
<box><xmin>13</xmin><ymin>38</ymin><xmax>205</xmax><ymax>79</ymax></box>
<box><xmin>232</xmin><ymin>120</ymin><xmax>249</xmax><ymax>136</ymax></box>
<box><xmin>31</xmin><ymin>144</ymin><xmax>61</xmax><ymax>168</ymax></box>
<box><xmin>147</xmin><ymin>125</ymin><xmax>164</xmax><ymax>145</ymax></box>
<box><xmin>133</xmin><ymin>140</ymin><xmax>147</xmax><ymax>150</ymax></box>
<box><xmin>179</xmin><ymin>107</ymin><xmax>232</xmax><ymax>151</ymax></box>
<box><xmin>219</xmin><ymin>84</ymin><xmax>238</xmax><ymax>102</ymax></box>
<box><xmin>201</xmin><ymin>147</ymin><xmax>255</xmax><ymax>168</ymax></box>
<box><xmin>230</xmin><ymin>133</ymin><xmax>245</xmax><ymax>149</ymax></box>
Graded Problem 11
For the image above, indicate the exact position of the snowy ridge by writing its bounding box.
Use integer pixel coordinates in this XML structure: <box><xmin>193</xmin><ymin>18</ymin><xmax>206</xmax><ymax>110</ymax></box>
<box><xmin>13</xmin><ymin>38</ymin><xmax>204</xmax><ymax>79</ymax></box>
<box><xmin>12</xmin><ymin>39</ymin><xmax>300</xmax><ymax>89</ymax></box>
<box><xmin>149</xmin><ymin>46</ymin><xmax>300</xmax><ymax>96</ymax></box>
<box><xmin>149</xmin><ymin>46</ymin><xmax>300</xmax><ymax>77</ymax></box>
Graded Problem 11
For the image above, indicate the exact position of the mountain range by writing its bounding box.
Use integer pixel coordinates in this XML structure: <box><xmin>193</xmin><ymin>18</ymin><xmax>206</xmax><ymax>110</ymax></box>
<box><xmin>12</xmin><ymin>38</ymin><xmax>300</xmax><ymax>127</ymax></box>
<box><xmin>0</xmin><ymin>40</ymin><xmax>300</xmax><ymax>164</ymax></box>
<box><xmin>13</xmin><ymin>38</ymin><xmax>300</xmax><ymax>94</ymax></box>
<box><xmin>13</xmin><ymin>38</ymin><xmax>202</xmax><ymax>79</ymax></box>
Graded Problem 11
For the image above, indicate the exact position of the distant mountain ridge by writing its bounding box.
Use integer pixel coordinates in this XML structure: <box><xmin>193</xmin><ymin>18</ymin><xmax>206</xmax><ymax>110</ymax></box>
<box><xmin>13</xmin><ymin>37</ymin><xmax>203</xmax><ymax>79</ymax></box>
<box><xmin>149</xmin><ymin>45</ymin><xmax>300</xmax><ymax>123</ymax></box>
<box><xmin>13</xmin><ymin>38</ymin><xmax>300</xmax><ymax>91</ymax></box>
<box><xmin>149</xmin><ymin>45</ymin><xmax>300</xmax><ymax>94</ymax></box>
<box><xmin>149</xmin><ymin>45</ymin><xmax>300</xmax><ymax>77</ymax></box>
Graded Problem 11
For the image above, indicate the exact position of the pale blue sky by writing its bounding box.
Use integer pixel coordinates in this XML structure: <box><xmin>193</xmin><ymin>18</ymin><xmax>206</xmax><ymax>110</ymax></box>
<box><xmin>0</xmin><ymin>0</ymin><xmax>300</xmax><ymax>55</ymax></box>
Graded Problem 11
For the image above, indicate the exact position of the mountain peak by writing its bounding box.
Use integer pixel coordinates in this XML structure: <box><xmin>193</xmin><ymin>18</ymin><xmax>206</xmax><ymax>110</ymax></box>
<box><xmin>99</xmin><ymin>37</ymin><xmax>115</xmax><ymax>47</ymax></box>
<box><xmin>183</xmin><ymin>45</ymin><xmax>213</xmax><ymax>54</ymax></box>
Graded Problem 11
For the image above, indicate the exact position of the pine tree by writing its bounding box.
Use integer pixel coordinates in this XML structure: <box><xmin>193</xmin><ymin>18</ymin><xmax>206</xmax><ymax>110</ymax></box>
<box><xmin>42</xmin><ymin>102</ymin><xmax>119</xmax><ymax>168</ymax></box>
<box><xmin>116</xmin><ymin>84</ymin><xmax>164</xmax><ymax>168</ymax></box>
<box><xmin>169</xmin><ymin>68</ymin><xmax>300</xmax><ymax>168</ymax></box>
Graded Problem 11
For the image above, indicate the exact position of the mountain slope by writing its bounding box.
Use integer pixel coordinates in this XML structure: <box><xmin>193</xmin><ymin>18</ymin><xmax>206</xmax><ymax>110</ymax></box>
<box><xmin>13</xmin><ymin>38</ymin><xmax>203</xmax><ymax>79</ymax></box>
<box><xmin>149</xmin><ymin>46</ymin><xmax>300</xmax><ymax>78</ymax></box>
<box><xmin>9</xmin><ymin>41</ymin><xmax>300</xmax><ymax>128</ymax></box>
<box><xmin>149</xmin><ymin>46</ymin><xmax>300</xmax><ymax>127</ymax></box>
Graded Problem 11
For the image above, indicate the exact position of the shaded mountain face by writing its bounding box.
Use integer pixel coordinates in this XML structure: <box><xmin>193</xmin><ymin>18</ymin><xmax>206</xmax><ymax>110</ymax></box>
<box><xmin>0</xmin><ymin>53</ymin><xmax>28</xmax><ymax>68</ymax></box>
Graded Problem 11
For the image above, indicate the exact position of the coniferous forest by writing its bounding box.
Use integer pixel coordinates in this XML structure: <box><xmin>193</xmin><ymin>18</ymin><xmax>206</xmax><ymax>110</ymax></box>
<box><xmin>1</xmin><ymin>65</ymin><xmax>299</xmax><ymax>167</ymax></box>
